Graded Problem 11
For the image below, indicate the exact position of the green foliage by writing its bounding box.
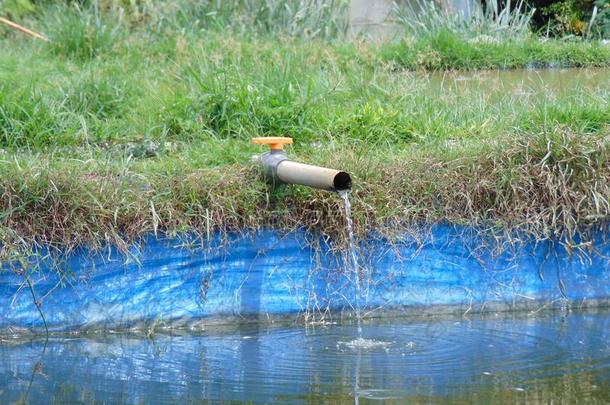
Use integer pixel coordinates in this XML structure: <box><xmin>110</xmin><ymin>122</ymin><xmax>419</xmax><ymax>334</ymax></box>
<box><xmin>61</xmin><ymin>69</ymin><xmax>133</xmax><ymax>119</ymax></box>
<box><xmin>0</xmin><ymin>85</ymin><xmax>80</xmax><ymax>148</ymax></box>
<box><xmin>383</xmin><ymin>30</ymin><xmax>610</xmax><ymax>70</ymax></box>
<box><xmin>393</xmin><ymin>0</ymin><xmax>534</xmax><ymax>39</ymax></box>
<box><xmin>539</xmin><ymin>0</ymin><xmax>610</xmax><ymax>38</ymax></box>
<box><xmin>173</xmin><ymin>0</ymin><xmax>350</xmax><ymax>39</ymax></box>
<box><xmin>589</xmin><ymin>0</ymin><xmax>610</xmax><ymax>38</ymax></box>
<box><xmin>542</xmin><ymin>0</ymin><xmax>590</xmax><ymax>36</ymax></box>
<box><xmin>0</xmin><ymin>0</ymin><xmax>34</xmax><ymax>19</ymax></box>
<box><xmin>34</xmin><ymin>0</ymin><xmax>350</xmax><ymax>40</ymax></box>
<box><xmin>45</xmin><ymin>5</ymin><xmax>123</xmax><ymax>60</ymax></box>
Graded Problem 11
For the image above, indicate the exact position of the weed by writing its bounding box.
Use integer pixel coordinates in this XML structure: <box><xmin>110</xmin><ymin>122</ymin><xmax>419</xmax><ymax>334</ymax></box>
<box><xmin>44</xmin><ymin>4</ymin><xmax>123</xmax><ymax>60</ymax></box>
<box><xmin>393</xmin><ymin>0</ymin><xmax>534</xmax><ymax>40</ymax></box>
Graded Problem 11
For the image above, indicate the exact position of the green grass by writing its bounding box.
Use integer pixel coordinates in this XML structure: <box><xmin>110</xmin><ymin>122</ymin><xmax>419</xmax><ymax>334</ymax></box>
<box><xmin>0</xmin><ymin>1</ymin><xmax>609</xmax><ymax>259</ymax></box>
<box><xmin>383</xmin><ymin>30</ymin><xmax>610</xmax><ymax>70</ymax></box>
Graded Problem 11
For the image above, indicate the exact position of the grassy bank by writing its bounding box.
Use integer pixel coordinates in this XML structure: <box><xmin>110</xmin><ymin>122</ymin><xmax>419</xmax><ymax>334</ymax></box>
<box><xmin>0</xmin><ymin>1</ymin><xmax>609</xmax><ymax>260</ymax></box>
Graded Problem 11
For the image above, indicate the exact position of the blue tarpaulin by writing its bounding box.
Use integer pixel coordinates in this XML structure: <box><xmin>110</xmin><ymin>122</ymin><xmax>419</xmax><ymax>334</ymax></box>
<box><xmin>1</xmin><ymin>226</ymin><xmax>609</xmax><ymax>332</ymax></box>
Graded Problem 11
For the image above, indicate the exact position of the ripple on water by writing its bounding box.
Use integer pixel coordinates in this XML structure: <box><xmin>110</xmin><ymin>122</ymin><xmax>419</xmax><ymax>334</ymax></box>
<box><xmin>357</xmin><ymin>388</ymin><xmax>408</xmax><ymax>400</ymax></box>
<box><xmin>0</xmin><ymin>312</ymin><xmax>609</xmax><ymax>403</ymax></box>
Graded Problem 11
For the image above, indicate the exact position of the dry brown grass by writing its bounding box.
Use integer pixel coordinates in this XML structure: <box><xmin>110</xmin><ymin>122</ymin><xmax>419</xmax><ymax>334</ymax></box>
<box><xmin>1</xmin><ymin>127</ymin><xmax>608</xmax><ymax>264</ymax></box>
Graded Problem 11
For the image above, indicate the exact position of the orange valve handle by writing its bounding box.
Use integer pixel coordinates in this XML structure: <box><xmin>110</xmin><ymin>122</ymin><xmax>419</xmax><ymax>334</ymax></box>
<box><xmin>251</xmin><ymin>137</ymin><xmax>293</xmax><ymax>151</ymax></box>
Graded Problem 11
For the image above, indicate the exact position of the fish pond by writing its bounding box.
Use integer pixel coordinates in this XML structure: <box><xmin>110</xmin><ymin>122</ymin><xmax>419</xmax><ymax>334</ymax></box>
<box><xmin>1</xmin><ymin>309</ymin><xmax>609</xmax><ymax>404</ymax></box>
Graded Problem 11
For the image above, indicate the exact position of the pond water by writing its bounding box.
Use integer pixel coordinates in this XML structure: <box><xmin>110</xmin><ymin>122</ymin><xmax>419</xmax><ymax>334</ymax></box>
<box><xmin>1</xmin><ymin>309</ymin><xmax>609</xmax><ymax>404</ymax></box>
<box><xmin>427</xmin><ymin>67</ymin><xmax>610</xmax><ymax>94</ymax></box>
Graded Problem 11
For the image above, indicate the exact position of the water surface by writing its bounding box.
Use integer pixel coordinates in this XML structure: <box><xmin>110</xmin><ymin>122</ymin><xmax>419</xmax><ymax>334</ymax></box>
<box><xmin>428</xmin><ymin>67</ymin><xmax>610</xmax><ymax>94</ymax></box>
<box><xmin>1</xmin><ymin>310</ymin><xmax>609</xmax><ymax>404</ymax></box>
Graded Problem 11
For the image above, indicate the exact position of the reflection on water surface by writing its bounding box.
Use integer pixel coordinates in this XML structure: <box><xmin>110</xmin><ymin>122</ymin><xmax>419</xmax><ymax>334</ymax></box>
<box><xmin>1</xmin><ymin>310</ymin><xmax>610</xmax><ymax>404</ymax></box>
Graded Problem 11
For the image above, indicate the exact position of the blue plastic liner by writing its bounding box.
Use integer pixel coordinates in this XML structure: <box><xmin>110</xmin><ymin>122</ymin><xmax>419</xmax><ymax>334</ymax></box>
<box><xmin>1</xmin><ymin>226</ymin><xmax>609</xmax><ymax>331</ymax></box>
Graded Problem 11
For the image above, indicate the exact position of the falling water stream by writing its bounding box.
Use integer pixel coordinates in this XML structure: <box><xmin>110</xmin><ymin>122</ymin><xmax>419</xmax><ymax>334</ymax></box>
<box><xmin>338</xmin><ymin>189</ymin><xmax>363</xmax><ymax>403</ymax></box>
<box><xmin>338</xmin><ymin>190</ymin><xmax>362</xmax><ymax>336</ymax></box>
<box><xmin>338</xmin><ymin>190</ymin><xmax>391</xmax><ymax>348</ymax></box>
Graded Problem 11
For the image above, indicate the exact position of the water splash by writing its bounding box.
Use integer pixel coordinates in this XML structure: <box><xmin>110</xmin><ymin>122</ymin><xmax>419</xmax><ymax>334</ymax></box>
<box><xmin>338</xmin><ymin>338</ymin><xmax>391</xmax><ymax>350</ymax></box>
<box><xmin>338</xmin><ymin>190</ymin><xmax>362</xmax><ymax>335</ymax></box>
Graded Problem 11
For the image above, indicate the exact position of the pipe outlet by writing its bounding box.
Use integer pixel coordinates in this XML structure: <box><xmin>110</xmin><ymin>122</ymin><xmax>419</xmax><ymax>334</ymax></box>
<box><xmin>252</xmin><ymin>137</ymin><xmax>352</xmax><ymax>192</ymax></box>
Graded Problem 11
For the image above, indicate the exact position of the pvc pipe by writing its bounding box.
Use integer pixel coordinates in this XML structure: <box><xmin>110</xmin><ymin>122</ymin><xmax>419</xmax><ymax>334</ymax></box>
<box><xmin>276</xmin><ymin>160</ymin><xmax>351</xmax><ymax>191</ymax></box>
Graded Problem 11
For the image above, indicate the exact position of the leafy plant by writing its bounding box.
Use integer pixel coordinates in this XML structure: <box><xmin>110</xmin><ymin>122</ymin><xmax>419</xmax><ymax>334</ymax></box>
<box><xmin>539</xmin><ymin>0</ymin><xmax>609</xmax><ymax>38</ymax></box>
<box><xmin>588</xmin><ymin>0</ymin><xmax>610</xmax><ymax>38</ymax></box>
<box><xmin>542</xmin><ymin>0</ymin><xmax>588</xmax><ymax>36</ymax></box>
